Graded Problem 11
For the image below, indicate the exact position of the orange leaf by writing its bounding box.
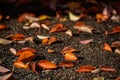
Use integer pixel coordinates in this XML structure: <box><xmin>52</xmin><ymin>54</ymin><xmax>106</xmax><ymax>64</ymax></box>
<box><xmin>38</xmin><ymin>60</ymin><xmax>57</xmax><ymax>70</ymax></box>
<box><xmin>18</xmin><ymin>13</ymin><xmax>35</xmax><ymax>22</ymax></box>
<box><xmin>62</xmin><ymin>46</ymin><xmax>76</xmax><ymax>54</ymax></box>
<box><xmin>12</xmin><ymin>34</ymin><xmax>25</xmax><ymax>40</ymax></box>
<box><xmin>47</xmin><ymin>49</ymin><xmax>55</xmax><ymax>53</ymax></box>
<box><xmin>103</xmin><ymin>43</ymin><xmax>112</xmax><ymax>52</ymax></box>
<box><xmin>17</xmin><ymin>51</ymin><xmax>35</xmax><ymax>62</ymax></box>
<box><xmin>13</xmin><ymin>61</ymin><xmax>30</xmax><ymax>69</ymax></box>
<box><xmin>75</xmin><ymin>21</ymin><xmax>85</xmax><ymax>26</ymax></box>
<box><xmin>29</xmin><ymin>62</ymin><xmax>36</xmax><ymax>72</ymax></box>
<box><xmin>64</xmin><ymin>52</ymin><xmax>78</xmax><ymax>61</ymax></box>
<box><xmin>16</xmin><ymin>47</ymin><xmax>36</xmax><ymax>56</ymax></box>
<box><xmin>110</xmin><ymin>26</ymin><xmax>120</xmax><ymax>34</ymax></box>
<box><xmin>101</xmin><ymin>66</ymin><xmax>116</xmax><ymax>72</ymax></box>
<box><xmin>58</xmin><ymin>61</ymin><xmax>74</xmax><ymax>68</ymax></box>
<box><xmin>48</xmin><ymin>36</ymin><xmax>57</xmax><ymax>44</ymax></box>
<box><xmin>96</xmin><ymin>13</ymin><xmax>108</xmax><ymax>22</ymax></box>
<box><xmin>116</xmin><ymin>76</ymin><xmax>120</xmax><ymax>80</ymax></box>
<box><xmin>76</xmin><ymin>65</ymin><xmax>96</xmax><ymax>72</ymax></box>
<box><xmin>42</xmin><ymin>38</ymin><xmax>49</xmax><ymax>45</ymax></box>
<box><xmin>0</xmin><ymin>25</ymin><xmax>6</xmax><ymax>30</ymax></box>
<box><xmin>49</xmin><ymin>23</ymin><xmax>66</xmax><ymax>33</ymax></box>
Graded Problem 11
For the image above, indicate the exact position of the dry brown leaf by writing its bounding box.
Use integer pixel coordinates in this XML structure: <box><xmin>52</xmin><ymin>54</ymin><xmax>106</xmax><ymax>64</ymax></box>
<box><xmin>115</xmin><ymin>48</ymin><xmax>120</xmax><ymax>54</ymax></box>
<box><xmin>65</xmin><ymin>30</ymin><xmax>73</xmax><ymax>37</ymax></box>
<box><xmin>68</xmin><ymin>12</ymin><xmax>81</xmax><ymax>21</ymax></box>
<box><xmin>101</xmin><ymin>66</ymin><xmax>116</xmax><ymax>72</ymax></box>
<box><xmin>96</xmin><ymin>13</ymin><xmax>109</xmax><ymax>22</ymax></box>
<box><xmin>13</xmin><ymin>61</ymin><xmax>30</xmax><ymax>69</ymax></box>
<box><xmin>75</xmin><ymin>21</ymin><xmax>85</xmax><ymax>26</ymax></box>
<box><xmin>58</xmin><ymin>61</ymin><xmax>74</xmax><ymax>68</ymax></box>
<box><xmin>103</xmin><ymin>43</ymin><xmax>112</xmax><ymax>52</ymax></box>
<box><xmin>0</xmin><ymin>65</ymin><xmax>10</xmax><ymax>73</ymax></box>
<box><xmin>38</xmin><ymin>60</ymin><xmax>57</xmax><ymax>70</ymax></box>
<box><xmin>64</xmin><ymin>52</ymin><xmax>78</xmax><ymax>61</ymax></box>
<box><xmin>47</xmin><ymin>49</ymin><xmax>55</xmax><ymax>53</ymax></box>
<box><xmin>111</xmin><ymin>41</ymin><xmax>120</xmax><ymax>47</ymax></box>
<box><xmin>76</xmin><ymin>65</ymin><xmax>96</xmax><ymax>72</ymax></box>
<box><xmin>9</xmin><ymin>48</ymin><xmax>17</xmax><ymax>55</ymax></box>
<box><xmin>0</xmin><ymin>38</ymin><xmax>13</xmax><ymax>44</ymax></box>
<box><xmin>49</xmin><ymin>23</ymin><xmax>66</xmax><ymax>33</ymax></box>
<box><xmin>30</xmin><ymin>62</ymin><xmax>36</xmax><ymax>72</ymax></box>
<box><xmin>12</xmin><ymin>34</ymin><xmax>25</xmax><ymax>40</ymax></box>
<box><xmin>17</xmin><ymin>51</ymin><xmax>35</xmax><ymax>62</ymax></box>
<box><xmin>62</xmin><ymin>46</ymin><xmax>76</xmax><ymax>54</ymax></box>
<box><xmin>48</xmin><ymin>36</ymin><xmax>57</xmax><ymax>44</ymax></box>
<box><xmin>116</xmin><ymin>76</ymin><xmax>120</xmax><ymax>80</ymax></box>
<box><xmin>0</xmin><ymin>25</ymin><xmax>6</xmax><ymax>31</ymax></box>
<box><xmin>42</xmin><ymin>38</ymin><xmax>49</xmax><ymax>45</ymax></box>
<box><xmin>16</xmin><ymin>47</ymin><xmax>36</xmax><ymax>56</ymax></box>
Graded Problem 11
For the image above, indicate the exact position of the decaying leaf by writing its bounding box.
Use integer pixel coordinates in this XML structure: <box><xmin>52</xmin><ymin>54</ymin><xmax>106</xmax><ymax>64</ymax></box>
<box><xmin>37</xmin><ymin>35</ymin><xmax>49</xmax><ymax>40</ymax></box>
<box><xmin>96</xmin><ymin>13</ymin><xmax>109</xmax><ymax>22</ymax></box>
<box><xmin>64</xmin><ymin>52</ymin><xmax>78</xmax><ymax>61</ymax></box>
<box><xmin>0</xmin><ymin>38</ymin><xmax>13</xmax><ymax>44</ymax></box>
<box><xmin>103</xmin><ymin>43</ymin><xmax>112</xmax><ymax>52</ymax></box>
<box><xmin>73</xmin><ymin>25</ymin><xmax>93</xmax><ymax>33</ymax></box>
<box><xmin>79</xmin><ymin>39</ymin><xmax>93</xmax><ymax>44</ymax></box>
<box><xmin>0</xmin><ymin>65</ymin><xmax>10</xmax><ymax>73</ymax></box>
<box><xmin>115</xmin><ymin>48</ymin><xmax>120</xmax><ymax>54</ymax></box>
<box><xmin>9</xmin><ymin>48</ymin><xmax>17</xmax><ymax>55</ymax></box>
<box><xmin>68</xmin><ymin>12</ymin><xmax>81</xmax><ymax>21</ymax></box>
<box><xmin>116</xmin><ymin>76</ymin><xmax>120</xmax><ymax>80</ymax></box>
<box><xmin>62</xmin><ymin>46</ymin><xmax>76</xmax><ymax>54</ymax></box>
<box><xmin>65</xmin><ymin>30</ymin><xmax>73</xmax><ymax>37</ymax></box>
<box><xmin>58</xmin><ymin>61</ymin><xmax>74</xmax><ymax>68</ymax></box>
<box><xmin>13</xmin><ymin>61</ymin><xmax>30</xmax><ymax>69</ymax></box>
<box><xmin>0</xmin><ymin>25</ymin><xmax>6</xmax><ymax>31</ymax></box>
<box><xmin>25</xmin><ymin>37</ymin><xmax>34</xmax><ymax>43</ymax></box>
<box><xmin>39</xmin><ymin>15</ymin><xmax>51</xmax><ymax>21</ymax></box>
<box><xmin>47</xmin><ymin>49</ymin><xmax>55</xmax><ymax>53</ymax></box>
<box><xmin>17</xmin><ymin>51</ymin><xmax>35</xmax><ymax>62</ymax></box>
<box><xmin>49</xmin><ymin>23</ymin><xmax>66</xmax><ymax>33</ymax></box>
<box><xmin>93</xmin><ymin>77</ymin><xmax>104</xmax><ymax>80</ymax></box>
<box><xmin>41</xmin><ymin>24</ymin><xmax>50</xmax><ymax>30</ymax></box>
<box><xmin>76</xmin><ymin>65</ymin><xmax>96</xmax><ymax>72</ymax></box>
<box><xmin>42</xmin><ymin>38</ymin><xmax>49</xmax><ymax>45</ymax></box>
<box><xmin>24</xmin><ymin>15</ymin><xmax>39</xmax><ymax>22</ymax></box>
<box><xmin>12</xmin><ymin>34</ymin><xmax>25</xmax><ymax>40</ymax></box>
<box><xmin>111</xmin><ymin>41</ymin><xmax>120</xmax><ymax>48</ymax></box>
<box><xmin>0</xmin><ymin>67</ymin><xmax>14</xmax><ymax>80</ymax></box>
<box><xmin>91</xmin><ymin>68</ymin><xmax>100</xmax><ymax>73</ymax></box>
<box><xmin>29</xmin><ymin>62</ymin><xmax>36</xmax><ymax>72</ymax></box>
<box><xmin>109</xmin><ymin>26</ymin><xmax>120</xmax><ymax>34</ymax></box>
<box><xmin>29</xmin><ymin>22</ymin><xmax>40</xmax><ymax>28</ymax></box>
<box><xmin>100</xmin><ymin>66</ymin><xmax>116</xmax><ymax>72</ymax></box>
<box><xmin>38</xmin><ymin>60</ymin><xmax>57</xmax><ymax>70</ymax></box>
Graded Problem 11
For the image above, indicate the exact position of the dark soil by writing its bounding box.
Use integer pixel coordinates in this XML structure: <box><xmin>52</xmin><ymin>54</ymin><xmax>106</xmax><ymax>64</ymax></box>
<box><xmin>0</xmin><ymin>1</ymin><xmax>120</xmax><ymax>80</ymax></box>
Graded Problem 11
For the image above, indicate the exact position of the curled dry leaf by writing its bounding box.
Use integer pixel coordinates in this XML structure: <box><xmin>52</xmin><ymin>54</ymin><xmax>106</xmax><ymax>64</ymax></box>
<box><xmin>100</xmin><ymin>66</ymin><xmax>116</xmax><ymax>72</ymax></box>
<box><xmin>37</xmin><ymin>35</ymin><xmax>49</xmax><ymax>40</ymax></box>
<box><xmin>64</xmin><ymin>52</ymin><xmax>78</xmax><ymax>61</ymax></box>
<box><xmin>18</xmin><ymin>13</ymin><xmax>35</xmax><ymax>22</ymax></box>
<box><xmin>48</xmin><ymin>36</ymin><xmax>57</xmax><ymax>44</ymax></box>
<box><xmin>0</xmin><ymin>25</ymin><xmax>6</xmax><ymax>31</ymax></box>
<box><xmin>115</xmin><ymin>48</ymin><xmax>120</xmax><ymax>54</ymax></box>
<box><xmin>49</xmin><ymin>23</ymin><xmax>66</xmax><ymax>33</ymax></box>
<box><xmin>79</xmin><ymin>39</ymin><xmax>93</xmax><ymax>44</ymax></box>
<box><xmin>62</xmin><ymin>46</ymin><xmax>76</xmax><ymax>54</ymax></box>
<box><xmin>0</xmin><ymin>38</ymin><xmax>13</xmax><ymax>44</ymax></box>
<box><xmin>111</xmin><ymin>41</ymin><xmax>120</xmax><ymax>48</ymax></box>
<box><xmin>16</xmin><ymin>47</ymin><xmax>36</xmax><ymax>56</ymax></box>
<box><xmin>73</xmin><ymin>25</ymin><xmax>93</xmax><ymax>33</ymax></box>
<box><xmin>93</xmin><ymin>77</ymin><xmax>104</xmax><ymax>80</ymax></box>
<box><xmin>13</xmin><ymin>61</ymin><xmax>30</xmax><ymax>69</ymax></box>
<box><xmin>41</xmin><ymin>24</ymin><xmax>50</xmax><ymax>30</ymax></box>
<box><xmin>75</xmin><ymin>65</ymin><xmax>96</xmax><ymax>72</ymax></box>
<box><xmin>103</xmin><ymin>43</ymin><xmax>112</xmax><ymax>52</ymax></box>
<box><xmin>17</xmin><ymin>51</ymin><xmax>35</xmax><ymax>62</ymax></box>
<box><xmin>39</xmin><ymin>15</ymin><xmax>51</xmax><ymax>21</ymax></box>
<box><xmin>58</xmin><ymin>61</ymin><xmax>74</xmax><ymax>68</ymax></box>
<box><xmin>30</xmin><ymin>22</ymin><xmax>40</xmax><ymax>28</ymax></box>
<box><xmin>96</xmin><ymin>13</ymin><xmax>109</xmax><ymax>22</ymax></box>
<box><xmin>25</xmin><ymin>15</ymin><xmax>39</xmax><ymax>22</ymax></box>
<box><xmin>109</xmin><ymin>26</ymin><xmax>120</xmax><ymax>34</ymax></box>
<box><xmin>47</xmin><ymin>49</ymin><xmax>55</xmax><ymax>53</ymax></box>
<box><xmin>12</xmin><ymin>34</ymin><xmax>25</xmax><ymax>40</ymax></box>
<box><xmin>25</xmin><ymin>37</ymin><xmax>34</xmax><ymax>43</ymax></box>
<box><xmin>65</xmin><ymin>30</ymin><xmax>73</xmax><ymax>37</ymax></box>
<box><xmin>42</xmin><ymin>38</ymin><xmax>49</xmax><ymax>45</ymax></box>
<box><xmin>29</xmin><ymin>62</ymin><xmax>36</xmax><ymax>72</ymax></box>
<box><xmin>68</xmin><ymin>12</ymin><xmax>81</xmax><ymax>21</ymax></box>
<box><xmin>116</xmin><ymin>76</ymin><xmax>120</xmax><ymax>80</ymax></box>
<box><xmin>9</xmin><ymin>48</ymin><xmax>17</xmax><ymax>55</ymax></box>
<box><xmin>91</xmin><ymin>68</ymin><xmax>100</xmax><ymax>73</ymax></box>
<box><xmin>38</xmin><ymin>60</ymin><xmax>57</xmax><ymax>70</ymax></box>
<box><xmin>0</xmin><ymin>65</ymin><xmax>10</xmax><ymax>73</ymax></box>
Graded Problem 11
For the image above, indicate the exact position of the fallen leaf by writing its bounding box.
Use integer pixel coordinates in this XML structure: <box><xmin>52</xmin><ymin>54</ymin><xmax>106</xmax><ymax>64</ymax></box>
<box><xmin>38</xmin><ymin>60</ymin><xmax>57</xmax><ymax>70</ymax></box>
<box><xmin>47</xmin><ymin>49</ymin><xmax>55</xmax><ymax>53</ymax></box>
<box><xmin>111</xmin><ymin>41</ymin><xmax>120</xmax><ymax>47</ymax></box>
<box><xmin>18</xmin><ymin>13</ymin><xmax>35</xmax><ymax>22</ymax></box>
<box><xmin>48</xmin><ymin>36</ymin><xmax>57</xmax><ymax>44</ymax></box>
<box><xmin>58</xmin><ymin>61</ymin><xmax>74</xmax><ymax>68</ymax></box>
<box><xmin>65</xmin><ymin>30</ymin><xmax>73</xmax><ymax>37</ymax></box>
<box><xmin>13</xmin><ymin>61</ymin><xmax>30</xmax><ymax>69</ymax></box>
<box><xmin>0</xmin><ymin>65</ymin><xmax>10</xmax><ymax>73</ymax></box>
<box><xmin>9</xmin><ymin>48</ymin><xmax>17</xmax><ymax>55</ymax></box>
<box><xmin>0</xmin><ymin>38</ymin><xmax>13</xmax><ymax>44</ymax></box>
<box><xmin>17</xmin><ymin>51</ymin><xmax>35</xmax><ymax>62</ymax></box>
<box><xmin>103</xmin><ymin>43</ymin><xmax>112</xmax><ymax>52</ymax></box>
<box><xmin>109</xmin><ymin>26</ymin><xmax>120</xmax><ymax>34</ymax></box>
<box><xmin>76</xmin><ymin>65</ymin><xmax>96</xmax><ymax>72</ymax></box>
<box><xmin>25</xmin><ymin>15</ymin><xmax>39</xmax><ymax>22</ymax></box>
<box><xmin>30</xmin><ymin>62</ymin><xmax>36</xmax><ymax>72</ymax></box>
<box><xmin>73</xmin><ymin>25</ymin><xmax>93</xmax><ymax>33</ymax></box>
<box><xmin>91</xmin><ymin>68</ymin><xmax>100</xmax><ymax>73</ymax></box>
<box><xmin>116</xmin><ymin>76</ymin><xmax>120</xmax><ymax>80</ymax></box>
<box><xmin>0</xmin><ymin>25</ymin><xmax>6</xmax><ymax>31</ymax></box>
<box><xmin>41</xmin><ymin>24</ymin><xmax>50</xmax><ymax>30</ymax></box>
<box><xmin>49</xmin><ymin>23</ymin><xmax>66</xmax><ymax>33</ymax></box>
<box><xmin>68</xmin><ymin>12</ymin><xmax>81</xmax><ymax>21</ymax></box>
<box><xmin>75</xmin><ymin>21</ymin><xmax>85</xmax><ymax>26</ymax></box>
<box><xmin>93</xmin><ymin>77</ymin><xmax>104</xmax><ymax>80</ymax></box>
<box><xmin>64</xmin><ymin>52</ymin><xmax>78</xmax><ymax>61</ymax></box>
<box><xmin>101</xmin><ymin>66</ymin><xmax>116</xmax><ymax>72</ymax></box>
<box><xmin>115</xmin><ymin>48</ymin><xmax>120</xmax><ymax>54</ymax></box>
<box><xmin>0</xmin><ymin>67</ymin><xmax>14</xmax><ymax>80</ymax></box>
<box><xmin>25</xmin><ymin>37</ymin><xmax>34</xmax><ymax>43</ymax></box>
<box><xmin>30</xmin><ymin>22</ymin><xmax>40</xmax><ymax>28</ymax></box>
<box><xmin>62</xmin><ymin>46</ymin><xmax>76</xmax><ymax>54</ymax></box>
<box><xmin>39</xmin><ymin>15</ymin><xmax>51</xmax><ymax>21</ymax></box>
<box><xmin>79</xmin><ymin>39</ymin><xmax>93</xmax><ymax>44</ymax></box>
<box><xmin>42</xmin><ymin>38</ymin><xmax>49</xmax><ymax>45</ymax></box>
<box><xmin>96</xmin><ymin>13</ymin><xmax>109</xmax><ymax>22</ymax></box>
<box><xmin>12</xmin><ymin>34</ymin><xmax>25</xmax><ymax>40</ymax></box>
<box><xmin>37</xmin><ymin>35</ymin><xmax>49</xmax><ymax>40</ymax></box>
